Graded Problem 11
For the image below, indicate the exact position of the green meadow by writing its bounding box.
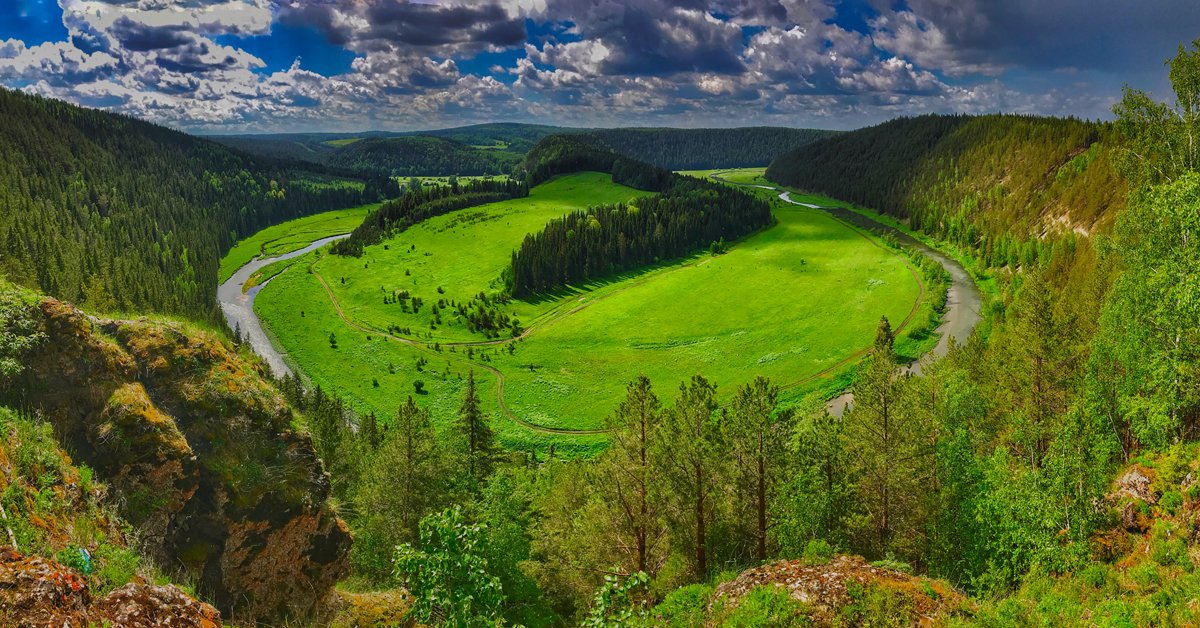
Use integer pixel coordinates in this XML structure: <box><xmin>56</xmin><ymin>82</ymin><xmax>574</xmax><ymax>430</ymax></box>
<box><xmin>239</xmin><ymin>171</ymin><xmax>925</xmax><ymax>452</ymax></box>
<box><xmin>219</xmin><ymin>203</ymin><xmax>377</xmax><ymax>283</ymax></box>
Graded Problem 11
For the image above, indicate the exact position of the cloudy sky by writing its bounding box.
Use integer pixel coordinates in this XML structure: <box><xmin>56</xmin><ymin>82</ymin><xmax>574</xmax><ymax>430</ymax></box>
<box><xmin>0</xmin><ymin>0</ymin><xmax>1194</xmax><ymax>133</ymax></box>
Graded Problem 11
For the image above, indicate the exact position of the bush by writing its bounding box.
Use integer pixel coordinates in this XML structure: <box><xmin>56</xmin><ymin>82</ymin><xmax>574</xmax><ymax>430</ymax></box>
<box><xmin>721</xmin><ymin>585</ymin><xmax>810</xmax><ymax>627</ymax></box>
<box><xmin>801</xmin><ymin>539</ymin><xmax>835</xmax><ymax>565</ymax></box>
<box><xmin>650</xmin><ymin>583</ymin><xmax>712</xmax><ymax>627</ymax></box>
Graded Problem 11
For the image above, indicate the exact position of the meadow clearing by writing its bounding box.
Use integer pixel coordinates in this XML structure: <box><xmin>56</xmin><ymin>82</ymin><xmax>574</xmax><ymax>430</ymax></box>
<box><xmin>235</xmin><ymin>171</ymin><xmax>927</xmax><ymax>452</ymax></box>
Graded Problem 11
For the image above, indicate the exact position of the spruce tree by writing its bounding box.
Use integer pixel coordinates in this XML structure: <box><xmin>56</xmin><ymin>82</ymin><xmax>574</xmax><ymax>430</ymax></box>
<box><xmin>455</xmin><ymin>369</ymin><xmax>496</xmax><ymax>485</ymax></box>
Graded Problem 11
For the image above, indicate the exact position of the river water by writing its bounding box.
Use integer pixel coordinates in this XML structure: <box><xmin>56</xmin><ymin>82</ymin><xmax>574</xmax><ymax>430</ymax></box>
<box><xmin>776</xmin><ymin>192</ymin><xmax>984</xmax><ymax>415</ymax></box>
<box><xmin>217</xmin><ymin>234</ymin><xmax>350</xmax><ymax>377</ymax></box>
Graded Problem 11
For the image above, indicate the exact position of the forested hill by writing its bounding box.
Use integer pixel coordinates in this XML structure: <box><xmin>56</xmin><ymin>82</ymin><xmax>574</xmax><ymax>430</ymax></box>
<box><xmin>0</xmin><ymin>88</ymin><xmax>374</xmax><ymax>322</ymax></box>
<box><xmin>766</xmin><ymin>114</ymin><xmax>1126</xmax><ymax>264</ymax></box>
<box><xmin>214</xmin><ymin>124</ymin><xmax>836</xmax><ymax>176</ymax></box>
<box><xmin>577</xmin><ymin>126</ymin><xmax>838</xmax><ymax>170</ymax></box>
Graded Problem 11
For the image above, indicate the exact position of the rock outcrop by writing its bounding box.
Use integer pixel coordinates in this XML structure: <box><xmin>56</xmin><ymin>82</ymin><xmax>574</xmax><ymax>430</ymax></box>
<box><xmin>14</xmin><ymin>297</ymin><xmax>351</xmax><ymax>623</ymax></box>
<box><xmin>711</xmin><ymin>555</ymin><xmax>970</xmax><ymax>625</ymax></box>
<box><xmin>0</xmin><ymin>547</ymin><xmax>221</xmax><ymax>628</ymax></box>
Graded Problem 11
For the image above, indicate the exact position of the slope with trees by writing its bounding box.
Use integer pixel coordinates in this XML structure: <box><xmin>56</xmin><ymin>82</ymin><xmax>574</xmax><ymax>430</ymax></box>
<box><xmin>0</xmin><ymin>87</ymin><xmax>376</xmax><ymax>322</ymax></box>
<box><xmin>766</xmin><ymin>113</ymin><xmax>1126</xmax><ymax>265</ymax></box>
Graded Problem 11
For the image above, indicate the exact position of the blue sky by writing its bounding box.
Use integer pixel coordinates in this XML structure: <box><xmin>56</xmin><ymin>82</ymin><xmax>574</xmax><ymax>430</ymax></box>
<box><xmin>0</xmin><ymin>1</ymin><xmax>1192</xmax><ymax>133</ymax></box>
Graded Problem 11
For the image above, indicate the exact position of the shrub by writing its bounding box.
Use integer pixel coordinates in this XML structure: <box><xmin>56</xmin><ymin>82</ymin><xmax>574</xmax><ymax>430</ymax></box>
<box><xmin>722</xmin><ymin>585</ymin><xmax>810</xmax><ymax>627</ymax></box>
<box><xmin>650</xmin><ymin>583</ymin><xmax>712</xmax><ymax>627</ymax></box>
<box><xmin>801</xmin><ymin>539</ymin><xmax>834</xmax><ymax>565</ymax></box>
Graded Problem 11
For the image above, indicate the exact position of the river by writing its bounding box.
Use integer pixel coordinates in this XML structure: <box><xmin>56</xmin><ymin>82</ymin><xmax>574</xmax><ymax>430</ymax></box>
<box><xmin>774</xmin><ymin>191</ymin><xmax>983</xmax><ymax>414</ymax></box>
<box><xmin>217</xmin><ymin>234</ymin><xmax>350</xmax><ymax>377</ymax></box>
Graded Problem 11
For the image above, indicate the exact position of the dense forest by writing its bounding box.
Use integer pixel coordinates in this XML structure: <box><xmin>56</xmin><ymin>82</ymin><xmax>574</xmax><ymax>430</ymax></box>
<box><xmin>331</xmin><ymin>177</ymin><xmax>529</xmax><ymax>256</ymax></box>
<box><xmin>214</xmin><ymin>124</ymin><xmax>835</xmax><ymax>178</ymax></box>
<box><xmin>326</xmin><ymin>136</ymin><xmax>525</xmax><ymax>177</ymax></box>
<box><xmin>0</xmin><ymin>87</ymin><xmax>376</xmax><ymax>322</ymax></box>
<box><xmin>579</xmin><ymin>126</ymin><xmax>837</xmax><ymax>170</ymax></box>
<box><xmin>507</xmin><ymin>171</ymin><xmax>771</xmax><ymax>296</ymax></box>
<box><xmin>766</xmin><ymin>113</ymin><xmax>1126</xmax><ymax>266</ymax></box>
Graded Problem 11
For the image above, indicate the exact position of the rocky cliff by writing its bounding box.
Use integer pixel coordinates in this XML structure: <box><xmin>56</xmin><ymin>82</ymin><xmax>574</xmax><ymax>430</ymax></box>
<box><xmin>8</xmin><ymin>291</ymin><xmax>351</xmax><ymax>623</ymax></box>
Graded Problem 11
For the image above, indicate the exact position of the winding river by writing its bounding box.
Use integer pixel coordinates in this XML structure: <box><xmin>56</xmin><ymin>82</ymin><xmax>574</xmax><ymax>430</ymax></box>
<box><xmin>216</xmin><ymin>181</ymin><xmax>982</xmax><ymax>422</ymax></box>
<box><xmin>773</xmin><ymin>190</ymin><xmax>983</xmax><ymax>414</ymax></box>
<box><xmin>218</xmin><ymin>234</ymin><xmax>350</xmax><ymax>377</ymax></box>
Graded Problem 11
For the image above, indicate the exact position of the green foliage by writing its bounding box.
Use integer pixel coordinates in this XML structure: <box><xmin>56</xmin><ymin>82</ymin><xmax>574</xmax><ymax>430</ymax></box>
<box><xmin>801</xmin><ymin>540</ymin><xmax>834</xmax><ymax>565</ymax></box>
<box><xmin>577</xmin><ymin>127</ymin><xmax>836</xmax><ymax>170</ymax></box>
<box><xmin>508</xmin><ymin>145</ymin><xmax>771</xmax><ymax>297</ymax></box>
<box><xmin>0</xmin><ymin>279</ymin><xmax>44</xmax><ymax>381</ymax></box>
<box><xmin>648</xmin><ymin>583</ymin><xmax>712</xmax><ymax>627</ymax></box>
<box><xmin>582</xmin><ymin>571</ymin><xmax>649</xmax><ymax>627</ymax></box>
<box><xmin>0</xmin><ymin>87</ymin><xmax>372</xmax><ymax>322</ymax></box>
<box><xmin>393</xmin><ymin>506</ymin><xmax>505</xmax><ymax>626</ymax></box>
<box><xmin>720</xmin><ymin>585</ymin><xmax>810</xmax><ymax>627</ymax></box>
<box><xmin>767</xmin><ymin>114</ymin><xmax>1124</xmax><ymax>262</ymax></box>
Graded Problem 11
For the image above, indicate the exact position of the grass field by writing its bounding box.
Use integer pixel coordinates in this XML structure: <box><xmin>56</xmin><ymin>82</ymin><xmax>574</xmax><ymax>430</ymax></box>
<box><xmin>238</xmin><ymin>171</ymin><xmax>925</xmax><ymax>454</ymax></box>
<box><xmin>219</xmin><ymin>204</ymin><xmax>377</xmax><ymax>283</ymax></box>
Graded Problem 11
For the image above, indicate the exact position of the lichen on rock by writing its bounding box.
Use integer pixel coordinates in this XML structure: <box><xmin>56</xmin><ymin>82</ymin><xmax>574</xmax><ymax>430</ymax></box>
<box><xmin>11</xmin><ymin>296</ymin><xmax>351</xmax><ymax>623</ymax></box>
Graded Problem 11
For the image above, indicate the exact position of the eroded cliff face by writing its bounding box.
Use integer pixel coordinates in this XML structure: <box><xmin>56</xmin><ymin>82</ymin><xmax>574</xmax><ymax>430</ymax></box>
<box><xmin>15</xmin><ymin>297</ymin><xmax>351</xmax><ymax>622</ymax></box>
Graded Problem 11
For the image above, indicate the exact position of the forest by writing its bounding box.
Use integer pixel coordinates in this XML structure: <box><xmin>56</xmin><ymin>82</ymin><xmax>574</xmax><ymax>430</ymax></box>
<box><xmin>506</xmin><ymin>164</ymin><xmax>772</xmax><ymax>297</ymax></box>
<box><xmin>766</xmin><ymin>113</ymin><xmax>1127</xmax><ymax>267</ymax></box>
<box><xmin>578</xmin><ymin>126</ymin><xmax>837</xmax><ymax>170</ymax></box>
<box><xmin>330</xmin><ymin>177</ymin><xmax>530</xmax><ymax>256</ymax></box>
<box><xmin>214</xmin><ymin>124</ymin><xmax>834</xmax><ymax>179</ymax></box>
<box><xmin>0</xmin><ymin>87</ymin><xmax>379</xmax><ymax>323</ymax></box>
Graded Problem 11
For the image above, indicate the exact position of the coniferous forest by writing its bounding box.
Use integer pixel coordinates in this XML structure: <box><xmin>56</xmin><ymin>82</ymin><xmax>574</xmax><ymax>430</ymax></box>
<box><xmin>0</xmin><ymin>88</ymin><xmax>376</xmax><ymax>322</ymax></box>
<box><xmin>507</xmin><ymin>152</ymin><xmax>772</xmax><ymax>296</ymax></box>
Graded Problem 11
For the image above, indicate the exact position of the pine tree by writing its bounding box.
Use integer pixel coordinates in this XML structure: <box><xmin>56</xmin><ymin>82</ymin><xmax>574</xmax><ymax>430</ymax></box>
<box><xmin>724</xmin><ymin>375</ymin><xmax>792</xmax><ymax>562</ymax></box>
<box><xmin>843</xmin><ymin>316</ymin><xmax>923</xmax><ymax>555</ymax></box>
<box><xmin>655</xmin><ymin>375</ymin><xmax>723</xmax><ymax>577</ymax></box>
<box><xmin>455</xmin><ymin>369</ymin><xmax>496</xmax><ymax>485</ymax></box>
<box><xmin>595</xmin><ymin>375</ymin><xmax>664</xmax><ymax>575</ymax></box>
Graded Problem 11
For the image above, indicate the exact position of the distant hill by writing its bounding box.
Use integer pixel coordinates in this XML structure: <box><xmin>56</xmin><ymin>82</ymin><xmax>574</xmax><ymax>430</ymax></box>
<box><xmin>766</xmin><ymin>114</ymin><xmax>1126</xmax><ymax>263</ymax></box>
<box><xmin>577</xmin><ymin>126</ymin><xmax>838</xmax><ymax>170</ymax></box>
<box><xmin>213</xmin><ymin>124</ymin><xmax>837</xmax><ymax>176</ymax></box>
<box><xmin>0</xmin><ymin>87</ymin><xmax>373</xmax><ymax>321</ymax></box>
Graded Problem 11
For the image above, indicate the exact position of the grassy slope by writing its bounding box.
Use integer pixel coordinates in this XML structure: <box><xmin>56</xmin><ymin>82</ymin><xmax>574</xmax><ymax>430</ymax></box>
<box><xmin>491</xmin><ymin>201</ymin><xmax>919</xmax><ymax>431</ymax></box>
<box><xmin>311</xmin><ymin>172</ymin><xmax>641</xmax><ymax>342</ymax></box>
<box><xmin>244</xmin><ymin>171</ymin><xmax>921</xmax><ymax>452</ymax></box>
<box><xmin>218</xmin><ymin>203</ymin><xmax>377</xmax><ymax>283</ymax></box>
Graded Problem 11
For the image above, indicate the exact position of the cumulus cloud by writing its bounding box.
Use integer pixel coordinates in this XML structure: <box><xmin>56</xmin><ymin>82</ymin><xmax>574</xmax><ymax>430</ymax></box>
<box><xmin>0</xmin><ymin>0</ymin><xmax>1186</xmax><ymax>131</ymax></box>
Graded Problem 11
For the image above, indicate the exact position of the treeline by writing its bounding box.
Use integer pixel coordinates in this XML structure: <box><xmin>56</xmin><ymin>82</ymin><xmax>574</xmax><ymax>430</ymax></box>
<box><xmin>327</xmin><ymin>136</ymin><xmax>524</xmax><ymax>177</ymax></box>
<box><xmin>579</xmin><ymin>126</ymin><xmax>837</xmax><ymax>170</ymax></box>
<box><xmin>0</xmin><ymin>87</ymin><xmax>376</xmax><ymax>322</ymax></box>
<box><xmin>507</xmin><ymin>179</ymin><xmax>771</xmax><ymax>297</ymax></box>
<box><xmin>766</xmin><ymin>113</ymin><xmax>1126</xmax><ymax>266</ymax></box>
<box><xmin>331</xmin><ymin>177</ymin><xmax>529</xmax><ymax>256</ymax></box>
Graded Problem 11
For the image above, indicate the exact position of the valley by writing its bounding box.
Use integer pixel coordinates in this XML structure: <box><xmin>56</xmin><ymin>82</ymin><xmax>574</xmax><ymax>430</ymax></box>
<box><xmin>220</xmin><ymin>169</ymin><xmax>942</xmax><ymax>451</ymax></box>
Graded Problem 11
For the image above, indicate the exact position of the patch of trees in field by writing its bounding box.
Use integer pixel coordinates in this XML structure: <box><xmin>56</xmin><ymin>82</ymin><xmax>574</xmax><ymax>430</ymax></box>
<box><xmin>766</xmin><ymin>113</ymin><xmax>1127</xmax><ymax>266</ymax></box>
<box><xmin>578</xmin><ymin>126</ymin><xmax>838</xmax><ymax>170</ymax></box>
<box><xmin>331</xmin><ymin>177</ymin><xmax>529</xmax><ymax>256</ymax></box>
<box><xmin>508</xmin><ymin>137</ymin><xmax>771</xmax><ymax>297</ymax></box>
<box><xmin>0</xmin><ymin>87</ymin><xmax>375</xmax><ymax>322</ymax></box>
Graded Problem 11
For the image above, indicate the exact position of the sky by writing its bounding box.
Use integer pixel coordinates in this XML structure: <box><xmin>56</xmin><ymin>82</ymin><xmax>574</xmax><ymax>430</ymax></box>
<box><xmin>0</xmin><ymin>0</ymin><xmax>1195</xmax><ymax>134</ymax></box>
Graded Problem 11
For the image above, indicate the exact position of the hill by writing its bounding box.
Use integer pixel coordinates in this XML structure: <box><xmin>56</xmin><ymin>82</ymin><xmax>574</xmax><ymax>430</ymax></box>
<box><xmin>0</xmin><ymin>87</ymin><xmax>375</xmax><ymax>323</ymax></box>
<box><xmin>766</xmin><ymin>114</ymin><xmax>1126</xmax><ymax>264</ymax></box>
<box><xmin>213</xmin><ymin>124</ymin><xmax>836</xmax><ymax>177</ymax></box>
<box><xmin>327</xmin><ymin>135</ymin><xmax>523</xmax><ymax>177</ymax></box>
<box><xmin>579</xmin><ymin>126</ymin><xmax>837</xmax><ymax>170</ymax></box>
